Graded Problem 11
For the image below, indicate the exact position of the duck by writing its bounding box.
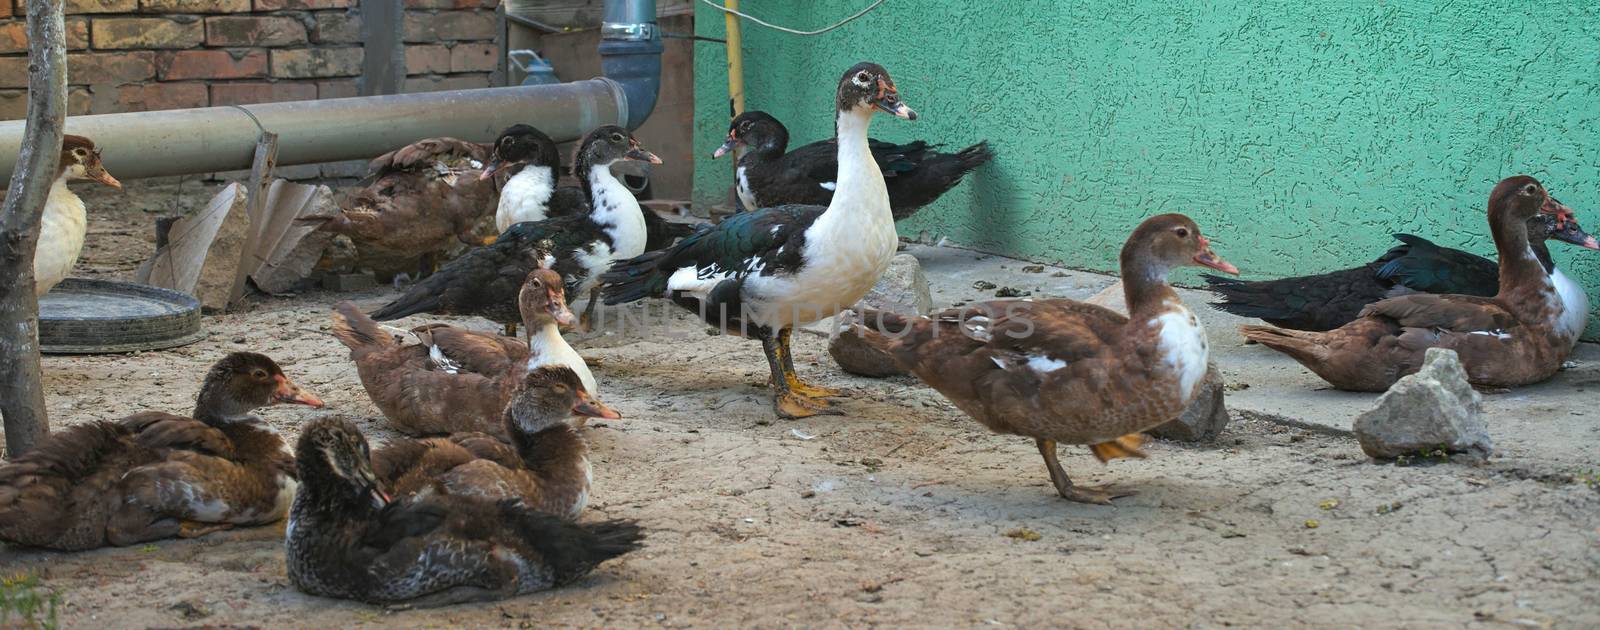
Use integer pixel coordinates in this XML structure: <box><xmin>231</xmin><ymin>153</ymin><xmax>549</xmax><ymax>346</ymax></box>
<box><xmin>483</xmin><ymin>124</ymin><xmax>696</xmax><ymax>253</ymax></box>
<box><xmin>332</xmin><ymin>268</ymin><xmax>596</xmax><ymax>438</ymax></box>
<box><xmin>480</xmin><ymin>124</ymin><xmax>577</xmax><ymax>233</ymax></box>
<box><xmin>1204</xmin><ymin>210</ymin><xmax>1596</xmax><ymax>337</ymax></box>
<box><xmin>370</xmin><ymin>365</ymin><xmax>620</xmax><ymax>520</ymax></box>
<box><xmin>711</xmin><ymin>110</ymin><xmax>991</xmax><ymax>220</ymax></box>
<box><xmin>308</xmin><ymin>134</ymin><xmax>500</xmax><ymax>278</ymax></box>
<box><xmin>0</xmin><ymin>352</ymin><xmax>322</xmax><ymax>550</ymax></box>
<box><xmin>285</xmin><ymin>416</ymin><xmax>644</xmax><ymax>607</ymax></box>
<box><xmin>603</xmin><ymin>62</ymin><xmax>916</xmax><ymax>419</ymax></box>
<box><xmin>1240</xmin><ymin>176</ymin><xmax>1591</xmax><ymax>391</ymax></box>
<box><xmin>29</xmin><ymin>134</ymin><xmax>121</xmax><ymax>296</ymax></box>
<box><xmin>850</xmin><ymin>214</ymin><xmax>1237</xmax><ymax>503</ymax></box>
<box><xmin>370</xmin><ymin>126</ymin><xmax>662</xmax><ymax>333</ymax></box>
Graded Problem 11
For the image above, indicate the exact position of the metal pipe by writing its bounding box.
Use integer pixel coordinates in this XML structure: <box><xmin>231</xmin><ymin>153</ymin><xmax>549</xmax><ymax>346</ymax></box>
<box><xmin>0</xmin><ymin>79</ymin><xmax>626</xmax><ymax>182</ymax></box>
<box><xmin>600</xmin><ymin>0</ymin><xmax>662</xmax><ymax>130</ymax></box>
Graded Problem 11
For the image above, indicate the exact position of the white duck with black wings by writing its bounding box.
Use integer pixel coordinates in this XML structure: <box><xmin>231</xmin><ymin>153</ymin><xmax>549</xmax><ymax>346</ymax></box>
<box><xmin>603</xmin><ymin>62</ymin><xmax>918</xmax><ymax>419</ymax></box>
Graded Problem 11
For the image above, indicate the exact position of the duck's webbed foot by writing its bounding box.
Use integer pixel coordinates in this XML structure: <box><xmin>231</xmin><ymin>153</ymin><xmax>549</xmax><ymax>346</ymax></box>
<box><xmin>178</xmin><ymin>520</ymin><xmax>234</xmax><ymax>539</ymax></box>
<box><xmin>765</xmin><ymin>330</ymin><xmax>843</xmax><ymax>419</ymax></box>
<box><xmin>1036</xmin><ymin>439</ymin><xmax>1136</xmax><ymax>505</ymax></box>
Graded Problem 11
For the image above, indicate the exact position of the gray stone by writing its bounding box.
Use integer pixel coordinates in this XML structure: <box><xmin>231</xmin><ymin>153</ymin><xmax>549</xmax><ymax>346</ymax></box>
<box><xmin>135</xmin><ymin>182</ymin><xmax>249</xmax><ymax>311</ymax></box>
<box><xmin>1150</xmin><ymin>363</ymin><xmax>1230</xmax><ymax>442</ymax></box>
<box><xmin>1087</xmin><ymin>280</ymin><xmax>1231</xmax><ymax>441</ymax></box>
<box><xmin>1354</xmin><ymin>348</ymin><xmax>1492</xmax><ymax>460</ymax></box>
<box><xmin>861</xmin><ymin>254</ymin><xmax>933</xmax><ymax>316</ymax></box>
<box><xmin>828</xmin><ymin>254</ymin><xmax>932</xmax><ymax>378</ymax></box>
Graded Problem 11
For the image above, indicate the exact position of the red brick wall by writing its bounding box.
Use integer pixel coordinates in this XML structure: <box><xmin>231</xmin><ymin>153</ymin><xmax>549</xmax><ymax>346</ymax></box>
<box><xmin>0</xmin><ymin>0</ymin><xmax>500</xmax><ymax>120</ymax></box>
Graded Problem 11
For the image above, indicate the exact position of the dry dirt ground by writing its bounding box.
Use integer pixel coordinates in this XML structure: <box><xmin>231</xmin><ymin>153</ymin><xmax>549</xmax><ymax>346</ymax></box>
<box><xmin>2</xmin><ymin>179</ymin><xmax>1597</xmax><ymax>629</ymax></box>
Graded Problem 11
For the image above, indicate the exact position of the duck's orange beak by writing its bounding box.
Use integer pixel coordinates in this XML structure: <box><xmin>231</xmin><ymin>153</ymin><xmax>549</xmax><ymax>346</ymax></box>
<box><xmin>571</xmin><ymin>390</ymin><xmax>621</xmax><ymax>420</ymax></box>
<box><xmin>1192</xmin><ymin>236</ymin><xmax>1239</xmax><ymax>275</ymax></box>
<box><xmin>273</xmin><ymin>375</ymin><xmax>325</xmax><ymax>408</ymax></box>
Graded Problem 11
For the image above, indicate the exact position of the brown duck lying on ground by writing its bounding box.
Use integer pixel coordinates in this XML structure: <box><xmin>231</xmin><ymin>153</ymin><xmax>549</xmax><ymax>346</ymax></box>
<box><xmin>852</xmin><ymin>214</ymin><xmax>1237</xmax><ymax>504</ymax></box>
<box><xmin>332</xmin><ymin>268</ymin><xmax>594</xmax><ymax>438</ymax></box>
<box><xmin>0</xmin><ymin>353</ymin><xmax>322</xmax><ymax>550</ymax></box>
<box><xmin>285</xmin><ymin>417</ymin><xmax>643</xmax><ymax>607</ymax></box>
<box><xmin>372</xmin><ymin>366</ymin><xmax>620</xmax><ymax>520</ymax></box>
<box><xmin>306</xmin><ymin>135</ymin><xmax>502</xmax><ymax>279</ymax></box>
<box><xmin>1239</xmin><ymin>175</ymin><xmax>1591</xmax><ymax>391</ymax></box>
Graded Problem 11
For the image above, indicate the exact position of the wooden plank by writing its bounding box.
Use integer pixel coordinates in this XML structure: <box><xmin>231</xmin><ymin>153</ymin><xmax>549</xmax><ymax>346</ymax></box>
<box><xmin>361</xmin><ymin>0</ymin><xmax>404</xmax><ymax>96</ymax></box>
<box><xmin>228</xmin><ymin>132</ymin><xmax>277</xmax><ymax>307</ymax></box>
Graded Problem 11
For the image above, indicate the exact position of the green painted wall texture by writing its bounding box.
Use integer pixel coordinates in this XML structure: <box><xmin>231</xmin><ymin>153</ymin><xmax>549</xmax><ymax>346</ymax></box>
<box><xmin>693</xmin><ymin>1</ymin><xmax>1600</xmax><ymax>339</ymax></box>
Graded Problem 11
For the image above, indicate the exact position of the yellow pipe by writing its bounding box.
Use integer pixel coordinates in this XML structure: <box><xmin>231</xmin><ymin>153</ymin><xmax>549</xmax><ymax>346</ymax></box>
<box><xmin>724</xmin><ymin>0</ymin><xmax>744</xmax><ymax>116</ymax></box>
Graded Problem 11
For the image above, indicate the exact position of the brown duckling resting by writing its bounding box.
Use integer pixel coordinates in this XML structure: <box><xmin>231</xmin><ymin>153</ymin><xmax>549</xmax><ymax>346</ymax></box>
<box><xmin>286</xmin><ymin>417</ymin><xmax>643</xmax><ymax>607</ymax></box>
<box><xmin>0</xmin><ymin>352</ymin><xmax>322</xmax><ymax>550</ymax></box>
<box><xmin>372</xmin><ymin>366</ymin><xmax>620</xmax><ymax>520</ymax></box>
<box><xmin>1240</xmin><ymin>176</ymin><xmax>1589</xmax><ymax>391</ymax></box>
<box><xmin>853</xmin><ymin>214</ymin><xmax>1237</xmax><ymax>504</ymax></box>
<box><xmin>332</xmin><ymin>268</ymin><xmax>591</xmax><ymax>438</ymax></box>
<box><xmin>306</xmin><ymin>136</ymin><xmax>500</xmax><ymax>278</ymax></box>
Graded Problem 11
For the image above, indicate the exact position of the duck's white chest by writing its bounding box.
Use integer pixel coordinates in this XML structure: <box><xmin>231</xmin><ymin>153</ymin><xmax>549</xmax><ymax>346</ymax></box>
<box><xmin>497</xmin><ymin>168</ymin><xmax>555</xmax><ymax>232</ymax></box>
<box><xmin>34</xmin><ymin>183</ymin><xmax>87</xmax><ymax>295</ymax></box>
<box><xmin>736</xmin><ymin>166</ymin><xmax>757</xmax><ymax>211</ymax></box>
<box><xmin>527</xmin><ymin>326</ymin><xmax>597</xmax><ymax>395</ymax></box>
<box><xmin>1152</xmin><ymin>306</ymin><xmax>1209</xmax><ymax>401</ymax></box>
<box><xmin>1550</xmin><ymin>267</ymin><xmax>1590</xmax><ymax>346</ymax></box>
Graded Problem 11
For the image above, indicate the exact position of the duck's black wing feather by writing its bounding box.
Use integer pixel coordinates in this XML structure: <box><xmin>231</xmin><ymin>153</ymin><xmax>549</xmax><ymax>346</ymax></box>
<box><xmin>1202</xmin><ymin>263</ymin><xmax>1390</xmax><ymax>332</ymax></box>
<box><xmin>602</xmin><ymin>205</ymin><xmax>823</xmax><ymax>305</ymax></box>
<box><xmin>884</xmin><ymin>141</ymin><xmax>993</xmax><ymax>220</ymax></box>
<box><xmin>1373</xmin><ymin>234</ymin><xmax>1498</xmax><ymax>297</ymax></box>
<box><xmin>369</xmin><ymin>216</ymin><xmax>597</xmax><ymax>324</ymax></box>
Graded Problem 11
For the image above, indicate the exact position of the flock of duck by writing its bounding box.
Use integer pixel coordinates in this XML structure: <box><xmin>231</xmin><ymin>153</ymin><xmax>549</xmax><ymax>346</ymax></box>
<box><xmin>1</xmin><ymin>61</ymin><xmax>1594</xmax><ymax>607</ymax></box>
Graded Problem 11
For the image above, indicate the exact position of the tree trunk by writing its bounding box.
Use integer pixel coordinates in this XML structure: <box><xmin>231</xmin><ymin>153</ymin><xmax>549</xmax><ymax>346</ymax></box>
<box><xmin>0</xmin><ymin>0</ymin><xmax>68</xmax><ymax>457</ymax></box>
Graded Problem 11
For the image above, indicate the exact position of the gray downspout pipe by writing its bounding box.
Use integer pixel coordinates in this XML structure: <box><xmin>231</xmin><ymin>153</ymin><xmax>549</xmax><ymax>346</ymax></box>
<box><xmin>600</xmin><ymin>0</ymin><xmax>663</xmax><ymax>130</ymax></box>
<box><xmin>0</xmin><ymin>0</ymin><xmax>664</xmax><ymax>182</ymax></box>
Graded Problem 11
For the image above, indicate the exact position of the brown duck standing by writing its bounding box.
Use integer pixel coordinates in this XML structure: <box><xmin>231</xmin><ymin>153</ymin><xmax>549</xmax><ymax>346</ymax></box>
<box><xmin>0</xmin><ymin>352</ymin><xmax>322</xmax><ymax>550</ymax></box>
<box><xmin>852</xmin><ymin>214</ymin><xmax>1238</xmax><ymax>503</ymax></box>
<box><xmin>331</xmin><ymin>268</ymin><xmax>592</xmax><ymax>438</ymax></box>
<box><xmin>371</xmin><ymin>366</ymin><xmax>620</xmax><ymax>520</ymax></box>
<box><xmin>1240</xmin><ymin>176</ymin><xmax>1589</xmax><ymax>391</ymax></box>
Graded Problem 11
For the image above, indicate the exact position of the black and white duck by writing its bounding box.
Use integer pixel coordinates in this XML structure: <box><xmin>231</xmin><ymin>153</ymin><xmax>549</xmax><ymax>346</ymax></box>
<box><xmin>711</xmin><ymin>110</ymin><xmax>991</xmax><ymax>220</ymax></box>
<box><xmin>1205</xmin><ymin>208</ymin><xmax>1595</xmax><ymax>341</ymax></box>
<box><xmin>285</xmin><ymin>417</ymin><xmax>643</xmax><ymax>607</ymax></box>
<box><xmin>369</xmin><ymin>126</ymin><xmax>661</xmax><ymax>333</ymax></box>
<box><xmin>603</xmin><ymin>62</ymin><xmax>916</xmax><ymax>419</ymax></box>
<box><xmin>480</xmin><ymin>124</ymin><xmax>581</xmax><ymax>233</ymax></box>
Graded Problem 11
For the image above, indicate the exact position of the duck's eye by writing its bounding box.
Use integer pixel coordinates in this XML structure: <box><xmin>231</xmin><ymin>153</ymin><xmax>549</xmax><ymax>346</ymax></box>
<box><xmin>552</xmin><ymin>384</ymin><xmax>569</xmax><ymax>394</ymax></box>
<box><xmin>1523</xmin><ymin>184</ymin><xmax>1538</xmax><ymax>196</ymax></box>
<box><xmin>855</xmin><ymin>71</ymin><xmax>871</xmax><ymax>84</ymax></box>
<box><xmin>529</xmin><ymin>280</ymin><xmax>542</xmax><ymax>289</ymax></box>
<box><xmin>611</xmin><ymin>133</ymin><xmax>624</xmax><ymax>143</ymax></box>
<box><xmin>1174</xmin><ymin>227</ymin><xmax>1190</xmax><ymax>238</ymax></box>
<box><xmin>73</xmin><ymin>148</ymin><xmax>87</xmax><ymax>158</ymax></box>
<box><xmin>251</xmin><ymin>369</ymin><xmax>269</xmax><ymax>379</ymax></box>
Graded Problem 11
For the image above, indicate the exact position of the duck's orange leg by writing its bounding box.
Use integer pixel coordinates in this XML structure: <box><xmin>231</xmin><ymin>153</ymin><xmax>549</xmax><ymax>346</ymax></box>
<box><xmin>778</xmin><ymin>327</ymin><xmax>842</xmax><ymax>399</ymax></box>
<box><xmin>1088</xmin><ymin>434</ymin><xmax>1148</xmax><ymax>462</ymax></box>
<box><xmin>764</xmin><ymin>332</ymin><xmax>841</xmax><ymax>419</ymax></box>
<box><xmin>1036</xmin><ymin>439</ymin><xmax>1135</xmax><ymax>505</ymax></box>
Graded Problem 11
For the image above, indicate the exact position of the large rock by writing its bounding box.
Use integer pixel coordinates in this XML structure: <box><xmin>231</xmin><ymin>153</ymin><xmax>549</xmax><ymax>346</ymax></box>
<box><xmin>1148</xmin><ymin>362</ymin><xmax>1230</xmax><ymax>441</ymax></box>
<box><xmin>828</xmin><ymin>254</ymin><xmax>932</xmax><ymax>377</ymax></box>
<box><xmin>1354</xmin><ymin>348</ymin><xmax>1491</xmax><ymax>460</ymax></box>
<box><xmin>1088</xmin><ymin>280</ymin><xmax>1229</xmax><ymax>441</ymax></box>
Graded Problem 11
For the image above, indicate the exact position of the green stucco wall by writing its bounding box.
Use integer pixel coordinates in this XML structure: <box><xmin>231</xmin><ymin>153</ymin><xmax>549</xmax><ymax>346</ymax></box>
<box><xmin>692</xmin><ymin>1</ymin><xmax>1600</xmax><ymax>339</ymax></box>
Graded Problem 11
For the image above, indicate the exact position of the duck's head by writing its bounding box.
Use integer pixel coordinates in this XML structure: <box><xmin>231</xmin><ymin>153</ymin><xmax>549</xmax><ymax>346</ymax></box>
<box><xmin>295</xmin><ymin>417</ymin><xmax>389</xmax><ymax>510</ymax></box>
<box><xmin>836</xmin><ymin>62</ymin><xmax>915</xmax><ymax>120</ymax></box>
<box><xmin>194</xmin><ymin>352</ymin><xmax>324</xmax><ymax>422</ymax></box>
<box><xmin>479</xmin><ymin>124</ymin><xmax>559</xmax><ymax>182</ymax></box>
<box><xmin>518</xmin><ymin>267</ymin><xmax>576</xmax><ymax>331</ymax></box>
<box><xmin>1490</xmin><ymin>176</ymin><xmax>1573</xmax><ymax>224</ymax></box>
<box><xmin>505</xmin><ymin>366</ymin><xmax>620</xmax><ymax>434</ymax></box>
<box><xmin>1533</xmin><ymin>212</ymin><xmax>1600</xmax><ymax>251</ymax></box>
<box><xmin>712</xmin><ymin>111</ymin><xmax>786</xmax><ymax>159</ymax></box>
<box><xmin>1122</xmin><ymin>213</ymin><xmax>1238</xmax><ymax>278</ymax></box>
<box><xmin>575</xmin><ymin>125</ymin><xmax>661</xmax><ymax>173</ymax></box>
<box><xmin>60</xmin><ymin>135</ymin><xmax>120</xmax><ymax>189</ymax></box>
